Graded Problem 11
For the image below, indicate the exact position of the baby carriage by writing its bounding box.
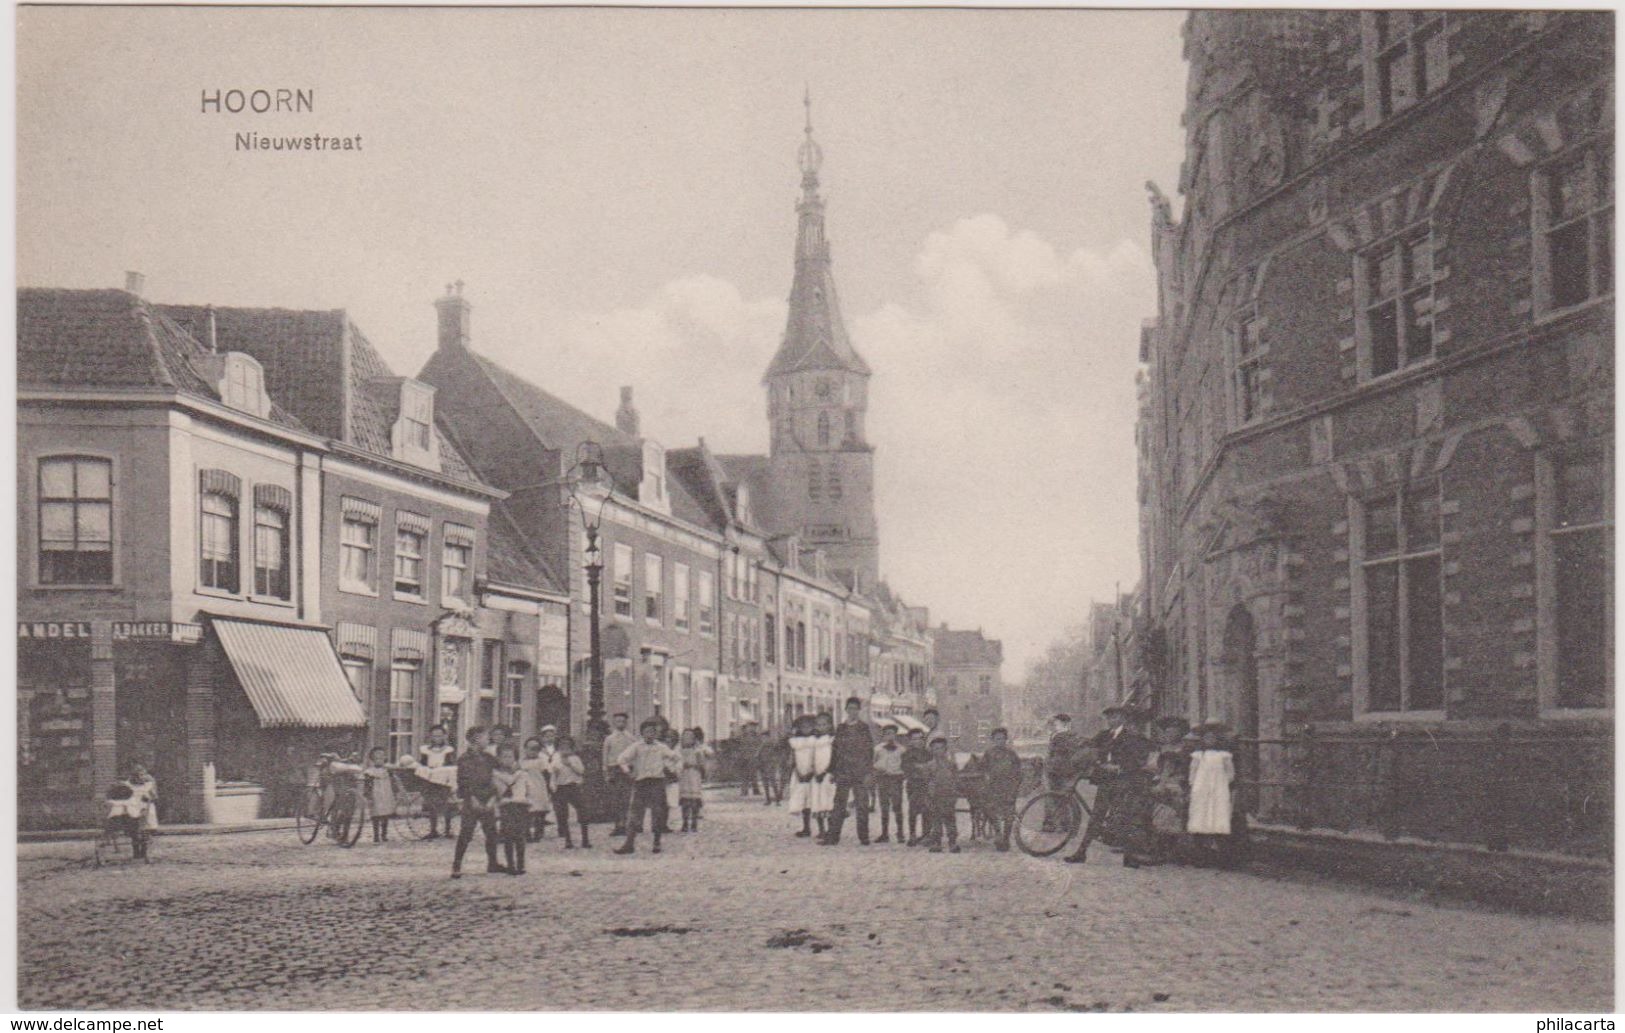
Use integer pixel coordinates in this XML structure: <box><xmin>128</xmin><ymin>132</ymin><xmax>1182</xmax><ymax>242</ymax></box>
<box><xmin>96</xmin><ymin>780</ymin><xmax>155</xmax><ymax>866</ymax></box>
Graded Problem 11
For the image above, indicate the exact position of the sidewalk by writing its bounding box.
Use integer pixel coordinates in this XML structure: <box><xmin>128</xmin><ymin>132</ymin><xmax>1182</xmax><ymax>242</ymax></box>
<box><xmin>1248</xmin><ymin>820</ymin><xmax>1613</xmax><ymax>921</ymax></box>
<box><xmin>19</xmin><ymin>817</ymin><xmax>298</xmax><ymax>842</ymax></box>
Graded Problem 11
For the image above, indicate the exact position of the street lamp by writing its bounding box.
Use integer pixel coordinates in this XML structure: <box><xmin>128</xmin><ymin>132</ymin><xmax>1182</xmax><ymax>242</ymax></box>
<box><xmin>562</xmin><ymin>440</ymin><xmax>613</xmax><ymax>818</ymax></box>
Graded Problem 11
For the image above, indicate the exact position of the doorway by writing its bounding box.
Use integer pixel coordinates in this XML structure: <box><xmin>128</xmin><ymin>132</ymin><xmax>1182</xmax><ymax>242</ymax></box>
<box><xmin>1222</xmin><ymin>604</ymin><xmax>1260</xmax><ymax>815</ymax></box>
<box><xmin>535</xmin><ymin>684</ymin><xmax>569</xmax><ymax>735</ymax></box>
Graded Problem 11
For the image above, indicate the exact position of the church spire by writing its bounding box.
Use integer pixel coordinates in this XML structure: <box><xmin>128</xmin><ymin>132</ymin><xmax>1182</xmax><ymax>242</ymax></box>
<box><xmin>764</xmin><ymin>90</ymin><xmax>871</xmax><ymax>383</ymax></box>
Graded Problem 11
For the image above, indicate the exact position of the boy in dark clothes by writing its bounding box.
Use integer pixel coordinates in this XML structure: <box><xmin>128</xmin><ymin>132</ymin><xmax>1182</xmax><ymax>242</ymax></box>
<box><xmin>982</xmin><ymin>727</ymin><xmax>1024</xmax><ymax>852</ymax></box>
<box><xmin>923</xmin><ymin>737</ymin><xmax>961</xmax><ymax>853</ymax></box>
<box><xmin>451</xmin><ymin>726</ymin><xmax>502</xmax><ymax>879</ymax></box>
<box><xmin>901</xmin><ymin>728</ymin><xmax>932</xmax><ymax>845</ymax></box>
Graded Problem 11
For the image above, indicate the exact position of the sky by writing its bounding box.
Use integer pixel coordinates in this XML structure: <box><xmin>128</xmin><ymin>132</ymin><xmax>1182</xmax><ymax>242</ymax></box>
<box><xmin>17</xmin><ymin>6</ymin><xmax>1190</xmax><ymax>677</ymax></box>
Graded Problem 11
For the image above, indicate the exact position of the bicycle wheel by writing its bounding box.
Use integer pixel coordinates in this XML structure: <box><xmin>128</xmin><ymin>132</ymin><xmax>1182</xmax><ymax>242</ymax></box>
<box><xmin>1015</xmin><ymin>791</ymin><xmax>1083</xmax><ymax>857</ymax></box>
<box><xmin>296</xmin><ymin>787</ymin><xmax>326</xmax><ymax>844</ymax></box>
<box><xmin>395</xmin><ymin>787</ymin><xmax>429</xmax><ymax>840</ymax></box>
<box><xmin>331</xmin><ymin>795</ymin><xmax>365</xmax><ymax>847</ymax></box>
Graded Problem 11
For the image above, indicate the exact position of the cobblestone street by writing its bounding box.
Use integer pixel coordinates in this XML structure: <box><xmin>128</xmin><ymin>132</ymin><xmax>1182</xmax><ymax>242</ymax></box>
<box><xmin>18</xmin><ymin>792</ymin><xmax>1612</xmax><ymax>1012</ymax></box>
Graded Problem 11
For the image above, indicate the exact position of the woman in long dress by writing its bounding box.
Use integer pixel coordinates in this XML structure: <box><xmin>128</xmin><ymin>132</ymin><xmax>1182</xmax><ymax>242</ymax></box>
<box><xmin>1186</xmin><ymin>723</ymin><xmax>1234</xmax><ymax>863</ymax></box>
<box><xmin>785</xmin><ymin>716</ymin><xmax>820</xmax><ymax>838</ymax></box>
<box><xmin>809</xmin><ymin>712</ymin><xmax>837</xmax><ymax>837</ymax></box>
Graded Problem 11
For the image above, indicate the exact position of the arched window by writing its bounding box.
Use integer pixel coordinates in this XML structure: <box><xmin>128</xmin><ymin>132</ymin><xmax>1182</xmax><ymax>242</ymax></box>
<box><xmin>817</xmin><ymin>412</ymin><xmax>831</xmax><ymax>447</ymax></box>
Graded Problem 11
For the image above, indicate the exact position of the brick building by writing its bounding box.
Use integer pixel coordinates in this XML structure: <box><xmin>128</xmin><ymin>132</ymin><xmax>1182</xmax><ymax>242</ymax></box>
<box><xmin>162</xmin><ymin>302</ymin><xmax>570</xmax><ymax>757</ymax></box>
<box><xmin>930</xmin><ymin>626</ymin><xmax>1004</xmax><ymax>754</ymax></box>
<box><xmin>1137</xmin><ymin>12</ymin><xmax>1612</xmax><ymax>853</ymax></box>
<box><xmin>18</xmin><ymin>283</ymin><xmax>358</xmax><ymax>826</ymax></box>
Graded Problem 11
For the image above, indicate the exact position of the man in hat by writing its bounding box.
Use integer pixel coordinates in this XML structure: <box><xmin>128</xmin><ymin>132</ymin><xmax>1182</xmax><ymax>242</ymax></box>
<box><xmin>1065</xmin><ymin>704</ymin><xmax>1151</xmax><ymax>864</ymax></box>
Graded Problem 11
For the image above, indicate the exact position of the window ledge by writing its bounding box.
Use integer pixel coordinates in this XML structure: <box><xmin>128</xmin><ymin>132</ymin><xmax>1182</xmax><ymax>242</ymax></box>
<box><xmin>1533</xmin><ymin>294</ymin><xmax>1613</xmax><ymax>328</ymax></box>
<box><xmin>31</xmin><ymin>582</ymin><xmax>120</xmax><ymax>592</ymax></box>
<box><xmin>393</xmin><ymin>592</ymin><xmax>427</xmax><ymax>605</ymax></box>
<box><xmin>248</xmin><ymin>595</ymin><xmax>295</xmax><ymax>608</ymax></box>
<box><xmin>1360</xmin><ymin>356</ymin><xmax>1437</xmax><ymax>389</ymax></box>
<box><xmin>1539</xmin><ymin>707</ymin><xmax>1613</xmax><ymax>721</ymax></box>
<box><xmin>197</xmin><ymin>585</ymin><xmax>242</xmax><ymax>600</ymax></box>
<box><xmin>1354</xmin><ymin>709</ymin><xmax>1446</xmax><ymax>723</ymax></box>
<box><xmin>339</xmin><ymin>583</ymin><xmax>379</xmax><ymax>598</ymax></box>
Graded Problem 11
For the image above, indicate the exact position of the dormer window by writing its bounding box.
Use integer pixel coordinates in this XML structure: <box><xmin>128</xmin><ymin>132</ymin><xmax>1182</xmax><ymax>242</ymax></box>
<box><xmin>639</xmin><ymin>441</ymin><xmax>669</xmax><ymax>514</ymax></box>
<box><xmin>196</xmin><ymin>352</ymin><xmax>270</xmax><ymax>419</ymax></box>
<box><xmin>225</xmin><ymin>355</ymin><xmax>265</xmax><ymax>415</ymax></box>
<box><xmin>389</xmin><ymin>380</ymin><xmax>442</xmax><ymax>471</ymax></box>
<box><xmin>403</xmin><ymin>389</ymin><xmax>432</xmax><ymax>450</ymax></box>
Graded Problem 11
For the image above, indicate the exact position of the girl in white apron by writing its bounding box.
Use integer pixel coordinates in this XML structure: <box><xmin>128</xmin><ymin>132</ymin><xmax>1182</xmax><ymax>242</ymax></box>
<box><xmin>785</xmin><ymin>716</ymin><xmax>820</xmax><ymax>838</ymax></box>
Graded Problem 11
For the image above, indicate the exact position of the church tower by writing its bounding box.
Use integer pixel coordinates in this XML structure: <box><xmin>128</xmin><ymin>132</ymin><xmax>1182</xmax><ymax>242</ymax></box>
<box><xmin>764</xmin><ymin>92</ymin><xmax>878</xmax><ymax>592</ymax></box>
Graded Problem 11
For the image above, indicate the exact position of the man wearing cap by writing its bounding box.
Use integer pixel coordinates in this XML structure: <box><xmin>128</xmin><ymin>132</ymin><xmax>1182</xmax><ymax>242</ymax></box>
<box><xmin>1046</xmin><ymin>713</ymin><xmax>1086</xmax><ymax>797</ymax></box>
<box><xmin>821</xmin><ymin>696</ymin><xmax>875</xmax><ymax>846</ymax></box>
<box><xmin>1065</xmin><ymin>704</ymin><xmax>1152</xmax><ymax>865</ymax></box>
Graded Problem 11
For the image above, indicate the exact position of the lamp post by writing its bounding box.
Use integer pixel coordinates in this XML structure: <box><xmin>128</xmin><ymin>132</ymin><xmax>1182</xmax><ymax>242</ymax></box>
<box><xmin>563</xmin><ymin>441</ymin><xmax>612</xmax><ymax>818</ymax></box>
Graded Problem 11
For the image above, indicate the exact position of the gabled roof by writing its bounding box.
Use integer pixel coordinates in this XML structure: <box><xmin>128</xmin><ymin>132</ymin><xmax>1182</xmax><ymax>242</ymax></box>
<box><xmin>419</xmin><ymin>346</ymin><xmax>717</xmax><ymax>534</ymax></box>
<box><xmin>161</xmin><ymin>304</ymin><xmax>481</xmax><ymax>486</ymax></box>
<box><xmin>18</xmin><ymin>288</ymin><xmax>307</xmax><ymax>432</ymax></box>
<box><xmin>933</xmin><ymin>628</ymin><xmax>1004</xmax><ymax>668</ymax></box>
<box><xmin>485</xmin><ymin>501</ymin><xmax>567</xmax><ymax>596</ymax></box>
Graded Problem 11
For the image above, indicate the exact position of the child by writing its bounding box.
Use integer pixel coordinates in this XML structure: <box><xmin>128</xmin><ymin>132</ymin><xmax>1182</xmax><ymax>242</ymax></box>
<box><xmin>613</xmin><ymin>719</ymin><xmax>680</xmax><ymax>855</ymax></box>
<box><xmin>901</xmin><ymin>728</ymin><xmax>932</xmax><ymax>845</ymax></box>
<box><xmin>1145</xmin><ymin>720</ymin><xmax>1194</xmax><ymax>866</ymax></box>
<box><xmin>872</xmin><ymin>724</ymin><xmax>907</xmax><ymax>844</ymax></box>
<box><xmin>105</xmin><ymin>764</ymin><xmax>155</xmax><ymax>858</ymax></box>
<box><xmin>417</xmin><ymin>724</ymin><xmax>457</xmax><ymax>840</ymax></box>
<box><xmin>1186</xmin><ymin>722</ymin><xmax>1235</xmax><ymax>864</ymax></box>
<box><xmin>550</xmin><ymin>735</ymin><xmax>591</xmax><ymax>849</ymax></box>
<box><xmin>982</xmin><ymin>728</ymin><xmax>1023</xmax><ymax>852</ymax></box>
<box><xmin>810</xmin><ymin>712</ymin><xmax>837</xmax><ymax>841</ymax></box>
<box><xmin>785</xmin><ymin>715</ymin><xmax>820</xmax><ymax>839</ymax></box>
<box><xmin>923</xmin><ymin>738</ymin><xmax>961</xmax><ymax>853</ymax></box>
<box><xmin>362</xmin><ymin>747</ymin><xmax>397</xmax><ymax>843</ymax></box>
<box><xmin>678</xmin><ymin>728</ymin><xmax>707</xmax><ymax>832</ymax></box>
<box><xmin>521</xmin><ymin>736</ymin><xmax>554</xmax><ymax>843</ymax></box>
<box><xmin>492</xmin><ymin>743</ymin><xmax>530</xmax><ymax>875</ymax></box>
<box><xmin>451</xmin><ymin>727</ymin><xmax>501</xmax><ymax>879</ymax></box>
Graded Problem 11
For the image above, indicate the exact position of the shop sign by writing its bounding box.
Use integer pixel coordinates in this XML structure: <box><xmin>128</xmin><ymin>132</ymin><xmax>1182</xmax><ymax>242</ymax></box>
<box><xmin>112</xmin><ymin>621</ymin><xmax>203</xmax><ymax>644</ymax></box>
<box><xmin>17</xmin><ymin>621</ymin><xmax>92</xmax><ymax>640</ymax></box>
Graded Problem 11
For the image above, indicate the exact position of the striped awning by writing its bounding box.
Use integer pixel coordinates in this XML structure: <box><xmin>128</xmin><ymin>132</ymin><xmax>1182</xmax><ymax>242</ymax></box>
<box><xmin>213</xmin><ymin>619</ymin><xmax>367</xmax><ymax>729</ymax></box>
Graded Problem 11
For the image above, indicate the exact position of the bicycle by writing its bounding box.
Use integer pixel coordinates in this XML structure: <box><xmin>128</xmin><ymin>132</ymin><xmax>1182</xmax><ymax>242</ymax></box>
<box><xmin>1014</xmin><ymin>766</ymin><xmax>1104</xmax><ymax>857</ymax></box>
<box><xmin>389</xmin><ymin>765</ymin><xmax>458</xmax><ymax>840</ymax></box>
<box><xmin>296</xmin><ymin>754</ymin><xmax>366</xmax><ymax>847</ymax></box>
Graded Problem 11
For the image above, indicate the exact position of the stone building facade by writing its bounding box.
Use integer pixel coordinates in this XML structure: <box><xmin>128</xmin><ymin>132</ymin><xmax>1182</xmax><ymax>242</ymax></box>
<box><xmin>1137</xmin><ymin>11</ymin><xmax>1612</xmax><ymax>854</ymax></box>
<box><xmin>930</xmin><ymin>626</ymin><xmax>1004</xmax><ymax>754</ymax></box>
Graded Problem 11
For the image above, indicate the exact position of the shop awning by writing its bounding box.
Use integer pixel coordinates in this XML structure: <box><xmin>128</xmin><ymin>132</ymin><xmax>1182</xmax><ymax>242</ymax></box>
<box><xmin>213</xmin><ymin>618</ymin><xmax>367</xmax><ymax>729</ymax></box>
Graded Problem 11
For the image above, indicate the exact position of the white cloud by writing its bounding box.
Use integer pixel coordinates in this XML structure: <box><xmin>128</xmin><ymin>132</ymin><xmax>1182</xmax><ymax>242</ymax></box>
<box><xmin>491</xmin><ymin>216</ymin><xmax>1153</xmax><ymax>674</ymax></box>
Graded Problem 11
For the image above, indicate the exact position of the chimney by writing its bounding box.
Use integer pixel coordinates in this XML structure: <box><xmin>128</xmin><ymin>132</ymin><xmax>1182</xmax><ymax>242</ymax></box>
<box><xmin>615</xmin><ymin>386</ymin><xmax>641</xmax><ymax>437</ymax></box>
<box><xmin>124</xmin><ymin>271</ymin><xmax>145</xmax><ymax>297</ymax></box>
<box><xmin>434</xmin><ymin>280</ymin><xmax>471</xmax><ymax>351</ymax></box>
<box><xmin>204</xmin><ymin>305</ymin><xmax>219</xmax><ymax>354</ymax></box>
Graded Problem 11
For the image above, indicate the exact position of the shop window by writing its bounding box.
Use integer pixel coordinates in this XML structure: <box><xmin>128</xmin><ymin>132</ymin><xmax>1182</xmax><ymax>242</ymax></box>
<box><xmin>1359</xmin><ymin>484</ymin><xmax>1443</xmax><ymax>714</ymax></box>
<box><xmin>1535</xmin><ymin>143</ymin><xmax>1614</xmax><ymax>316</ymax></box>
<box><xmin>503</xmin><ymin>660</ymin><xmax>529</xmax><ymax>732</ymax></box>
<box><xmin>645</xmin><ymin>553</ymin><xmax>664</xmax><ymax>625</ymax></box>
<box><xmin>442</xmin><ymin>534</ymin><xmax>472</xmax><ymax>606</ymax></box>
<box><xmin>612</xmin><ymin>543</ymin><xmax>634</xmax><ymax>618</ymax></box>
<box><xmin>1552</xmin><ymin>451</ymin><xmax>1613</xmax><ymax>709</ymax></box>
<box><xmin>1360</xmin><ymin>228</ymin><xmax>1435</xmax><ymax>379</ymax></box>
<box><xmin>199</xmin><ymin>471</ymin><xmax>241</xmax><ymax>593</ymax></box>
<box><xmin>253</xmin><ymin>488</ymin><xmax>291</xmax><ymax>600</ymax></box>
<box><xmin>389</xmin><ymin>660</ymin><xmax>421</xmax><ymax>759</ymax></box>
<box><xmin>698</xmin><ymin>570</ymin><xmax>715</xmax><ymax>636</ymax></box>
<box><xmin>37</xmin><ymin>456</ymin><xmax>112</xmax><ymax>584</ymax></box>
